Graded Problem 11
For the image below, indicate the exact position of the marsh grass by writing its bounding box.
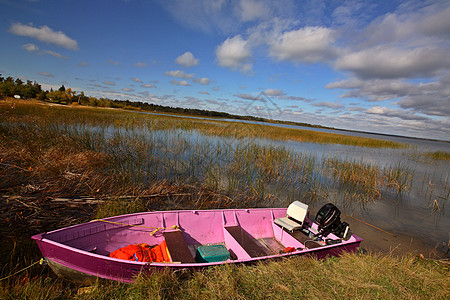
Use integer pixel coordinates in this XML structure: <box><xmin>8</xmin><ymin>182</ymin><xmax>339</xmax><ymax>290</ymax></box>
<box><xmin>324</xmin><ymin>158</ymin><xmax>414</xmax><ymax>203</ymax></box>
<box><xmin>0</xmin><ymin>101</ymin><xmax>415</xmax><ymax>209</ymax></box>
<box><xmin>2</xmin><ymin>100</ymin><xmax>407</xmax><ymax>148</ymax></box>
<box><xmin>427</xmin><ymin>151</ymin><xmax>450</xmax><ymax>161</ymax></box>
<box><xmin>422</xmin><ymin>173</ymin><xmax>449</xmax><ymax>217</ymax></box>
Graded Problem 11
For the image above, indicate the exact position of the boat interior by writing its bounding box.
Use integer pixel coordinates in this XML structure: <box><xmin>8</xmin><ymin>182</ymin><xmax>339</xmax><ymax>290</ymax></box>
<box><xmin>44</xmin><ymin>202</ymin><xmax>354</xmax><ymax>263</ymax></box>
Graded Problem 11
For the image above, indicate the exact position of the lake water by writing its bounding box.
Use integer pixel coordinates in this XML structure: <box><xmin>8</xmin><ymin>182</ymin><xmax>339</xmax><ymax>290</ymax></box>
<box><xmin>57</xmin><ymin>110</ymin><xmax>450</xmax><ymax>258</ymax></box>
<box><xmin>135</xmin><ymin>111</ymin><xmax>449</xmax><ymax>257</ymax></box>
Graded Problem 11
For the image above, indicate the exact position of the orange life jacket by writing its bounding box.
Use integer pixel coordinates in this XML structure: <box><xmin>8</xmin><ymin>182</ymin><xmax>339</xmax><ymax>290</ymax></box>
<box><xmin>109</xmin><ymin>241</ymin><xmax>170</xmax><ymax>262</ymax></box>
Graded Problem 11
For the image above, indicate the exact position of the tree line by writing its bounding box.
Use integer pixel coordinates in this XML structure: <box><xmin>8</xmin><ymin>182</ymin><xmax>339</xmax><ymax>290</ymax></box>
<box><xmin>0</xmin><ymin>74</ymin><xmax>327</xmax><ymax>128</ymax></box>
<box><xmin>0</xmin><ymin>75</ymin><xmax>45</xmax><ymax>100</ymax></box>
<box><xmin>0</xmin><ymin>74</ymin><xmax>269</xmax><ymax>121</ymax></box>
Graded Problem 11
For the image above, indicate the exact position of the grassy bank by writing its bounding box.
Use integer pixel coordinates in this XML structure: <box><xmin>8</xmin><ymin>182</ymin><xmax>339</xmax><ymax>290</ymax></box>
<box><xmin>1</xmin><ymin>252</ymin><xmax>448</xmax><ymax>299</ymax></box>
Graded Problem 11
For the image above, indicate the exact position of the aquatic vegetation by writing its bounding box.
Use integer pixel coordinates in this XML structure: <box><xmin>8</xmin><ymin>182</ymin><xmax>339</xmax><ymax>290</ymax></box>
<box><xmin>323</xmin><ymin>158</ymin><xmax>381</xmax><ymax>201</ymax></box>
<box><xmin>427</xmin><ymin>151</ymin><xmax>450</xmax><ymax>161</ymax></box>
<box><xmin>382</xmin><ymin>162</ymin><xmax>414</xmax><ymax>195</ymax></box>
<box><xmin>323</xmin><ymin>158</ymin><xmax>414</xmax><ymax>203</ymax></box>
<box><xmin>0</xmin><ymin>101</ymin><xmax>417</xmax><ymax>208</ymax></box>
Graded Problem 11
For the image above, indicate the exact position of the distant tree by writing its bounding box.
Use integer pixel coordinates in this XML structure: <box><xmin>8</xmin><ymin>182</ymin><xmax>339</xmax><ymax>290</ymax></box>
<box><xmin>37</xmin><ymin>90</ymin><xmax>47</xmax><ymax>100</ymax></box>
<box><xmin>15</xmin><ymin>78</ymin><xmax>24</xmax><ymax>86</ymax></box>
<box><xmin>77</xmin><ymin>91</ymin><xmax>89</xmax><ymax>105</ymax></box>
<box><xmin>1</xmin><ymin>77</ymin><xmax>15</xmax><ymax>97</ymax></box>
<box><xmin>59</xmin><ymin>84</ymin><xmax>66</xmax><ymax>92</ymax></box>
<box><xmin>47</xmin><ymin>89</ymin><xmax>72</xmax><ymax>104</ymax></box>
<box><xmin>89</xmin><ymin>96</ymin><xmax>99</xmax><ymax>106</ymax></box>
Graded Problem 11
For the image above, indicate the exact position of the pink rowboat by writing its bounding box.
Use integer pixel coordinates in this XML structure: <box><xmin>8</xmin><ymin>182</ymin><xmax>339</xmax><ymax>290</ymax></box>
<box><xmin>32</xmin><ymin>202</ymin><xmax>363</xmax><ymax>283</ymax></box>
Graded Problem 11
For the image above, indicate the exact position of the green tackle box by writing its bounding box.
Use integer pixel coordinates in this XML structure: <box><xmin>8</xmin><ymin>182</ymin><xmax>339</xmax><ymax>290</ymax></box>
<box><xmin>195</xmin><ymin>244</ymin><xmax>230</xmax><ymax>263</ymax></box>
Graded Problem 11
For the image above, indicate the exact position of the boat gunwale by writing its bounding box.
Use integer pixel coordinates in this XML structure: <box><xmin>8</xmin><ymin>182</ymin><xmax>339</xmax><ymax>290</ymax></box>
<box><xmin>35</xmin><ymin>235</ymin><xmax>363</xmax><ymax>269</ymax></box>
<box><xmin>32</xmin><ymin>206</ymin><xmax>363</xmax><ymax>268</ymax></box>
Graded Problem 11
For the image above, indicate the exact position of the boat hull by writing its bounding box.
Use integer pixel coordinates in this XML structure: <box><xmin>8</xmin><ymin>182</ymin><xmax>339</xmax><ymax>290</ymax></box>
<box><xmin>32</xmin><ymin>208</ymin><xmax>363</xmax><ymax>283</ymax></box>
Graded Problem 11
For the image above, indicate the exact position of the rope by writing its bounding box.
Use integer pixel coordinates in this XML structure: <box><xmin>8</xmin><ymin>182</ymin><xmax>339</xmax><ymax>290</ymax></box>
<box><xmin>346</xmin><ymin>215</ymin><xmax>396</xmax><ymax>237</ymax></box>
<box><xmin>0</xmin><ymin>258</ymin><xmax>45</xmax><ymax>281</ymax></box>
<box><xmin>93</xmin><ymin>219</ymin><xmax>180</xmax><ymax>236</ymax></box>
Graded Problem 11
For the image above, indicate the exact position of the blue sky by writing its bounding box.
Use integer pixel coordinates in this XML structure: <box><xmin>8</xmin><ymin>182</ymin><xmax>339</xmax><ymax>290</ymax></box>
<box><xmin>1</xmin><ymin>0</ymin><xmax>449</xmax><ymax>141</ymax></box>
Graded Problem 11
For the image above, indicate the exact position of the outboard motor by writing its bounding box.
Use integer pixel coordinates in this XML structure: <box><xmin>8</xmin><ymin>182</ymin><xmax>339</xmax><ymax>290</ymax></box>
<box><xmin>315</xmin><ymin>203</ymin><xmax>350</xmax><ymax>239</ymax></box>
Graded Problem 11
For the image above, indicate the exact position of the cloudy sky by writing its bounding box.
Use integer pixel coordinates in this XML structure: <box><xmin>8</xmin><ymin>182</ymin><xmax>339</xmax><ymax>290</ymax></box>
<box><xmin>1</xmin><ymin>0</ymin><xmax>449</xmax><ymax>141</ymax></box>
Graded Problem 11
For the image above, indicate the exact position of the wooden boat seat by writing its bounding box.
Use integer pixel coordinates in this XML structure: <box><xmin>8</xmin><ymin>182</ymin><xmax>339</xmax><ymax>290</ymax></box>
<box><xmin>225</xmin><ymin>226</ymin><xmax>267</xmax><ymax>258</ymax></box>
<box><xmin>274</xmin><ymin>201</ymin><xmax>308</xmax><ymax>231</ymax></box>
<box><xmin>163</xmin><ymin>230</ymin><xmax>195</xmax><ymax>263</ymax></box>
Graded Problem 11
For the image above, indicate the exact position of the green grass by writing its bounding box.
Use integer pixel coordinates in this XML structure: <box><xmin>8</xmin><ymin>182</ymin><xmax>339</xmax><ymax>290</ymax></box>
<box><xmin>1</xmin><ymin>252</ymin><xmax>448</xmax><ymax>299</ymax></box>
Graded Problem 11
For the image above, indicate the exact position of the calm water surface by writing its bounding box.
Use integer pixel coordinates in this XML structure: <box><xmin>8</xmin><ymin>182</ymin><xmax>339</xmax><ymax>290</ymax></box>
<box><xmin>136</xmin><ymin>111</ymin><xmax>449</xmax><ymax>256</ymax></box>
<box><xmin>81</xmin><ymin>112</ymin><xmax>450</xmax><ymax>257</ymax></box>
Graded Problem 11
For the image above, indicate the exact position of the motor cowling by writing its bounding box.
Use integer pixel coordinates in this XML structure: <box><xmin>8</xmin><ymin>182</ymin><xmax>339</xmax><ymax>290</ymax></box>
<box><xmin>315</xmin><ymin>203</ymin><xmax>349</xmax><ymax>239</ymax></box>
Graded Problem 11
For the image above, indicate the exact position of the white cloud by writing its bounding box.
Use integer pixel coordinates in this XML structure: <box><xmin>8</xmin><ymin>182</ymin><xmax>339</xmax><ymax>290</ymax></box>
<box><xmin>280</xmin><ymin>95</ymin><xmax>314</xmax><ymax>102</ymax></box>
<box><xmin>107</xmin><ymin>60</ymin><xmax>120</xmax><ymax>66</ymax></box>
<box><xmin>78</xmin><ymin>61</ymin><xmax>88</xmax><ymax>67</ymax></box>
<box><xmin>164</xmin><ymin>70</ymin><xmax>195</xmax><ymax>79</ymax></box>
<box><xmin>397</xmin><ymin>76</ymin><xmax>450</xmax><ymax>117</ymax></box>
<box><xmin>131</xmin><ymin>77</ymin><xmax>143</xmax><ymax>83</ymax></box>
<box><xmin>38</xmin><ymin>72</ymin><xmax>53</xmax><ymax>77</ymax></box>
<box><xmin>10</xmin><ymin>23</ymin><xmax>78</xmax><ymax>50</ymax></box>
<box><xmin>234</xmin><ymin>93</ymin><xmax>263</xmax><ymax>101</ymax></box>
<box><xmin>419</xmin><ymin>5</ymin><xmax>450</xmax><ymax>38</ymax></box>
<box><xmin>326</xmin><ymin>75</ymin><xmax>450</xmax><ymax>117</ymax></box>
<box><xmin>134</xmin><ymin>61</ymin><xmax>148</xmax><ymax>68</ymax></box>
<box><xmin>22</xmin><ymin>43</ymin><xmax>39</xmax><ymax>52</ymax></box>
<box><xmin>103</xmin><ymin>81</ymin><xmax>115</xmax><ymax>86</ymax></box>
<box><xmin>157</xmin><ymin>0</ymin><xmax>235</xmax><ymax>34</ymax></box>
<box><xmin>141</xmin><ymin>83</ymin><xmax>157</xmax><ymax>88</ymax></box>
<box><xmin>194</xmin><ymin>77</ymin><xmax>210</xmax><ymax>85</ymax></box>
<box><xmin>21</xmin><ymin>43</ymin><xmax>67</xmax><ymax>58</ymax></box>
<box><xmin>366</xmin><ymin>106</ymin><xmax>429</xmax><ymax>121</ymax></box>
<box><xmin>363</xmin><ymin>4</ymin><xmax>450</xmax><ymax>47</ymax></box>
<box><xmin>263</xmin><ymin>88</ymin><xmax>285</xmax><ymax>96</ymax></box>
<box><xmin>325</xmin><ymin>1</ymin><xmax>450</xmax><ymax>124</ymax></box>
<box><xmin>236</xmin><ymin>0</ymin><xmax>268</xmax><ymax>22</ymax></box>
<box><xmin>122</xmin><ymin>88</ymin><xmax>134</xmax><ymax>92</ymax></box>
<box><xmin>43</xmin><ymin>50</ymin><xmax>67</xmax><ymax>59</ymax></box>
<box><xmin>269</xmin><ymin>26</ymin><xmax>337</xmax><ymax>63</ymax></box>
<box><xmin>312</xmin><ymin>101</ymin><xmax>345</xmax><ymax>110</ymax></box>
<box><xmin>335</xmin><ymin>46</ymin><xmax>449</xmax><ymax>79</ymax></box>
<box><xmin>170</xmin><ymin>80</ymin><xmax>191</xmax><ymax>86</ymax></box>
<box><xmin>175</xmin><ymin>51</ymin><xmax>199</xmax><ymax>67</ymax></box>
<box><xmin>157</xmin><ymin>0</ymin><xmax>297</xmax><ymax>34</ymax></box>
<box><xmin>216</xmin><ymin>35</ymin><xmax>253</xmax><ymax>72</ymax></box>
<box><xmin>326</xmin><ymin>78</ymin><xmax>415</xmax><ymax>101</ymax></box>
